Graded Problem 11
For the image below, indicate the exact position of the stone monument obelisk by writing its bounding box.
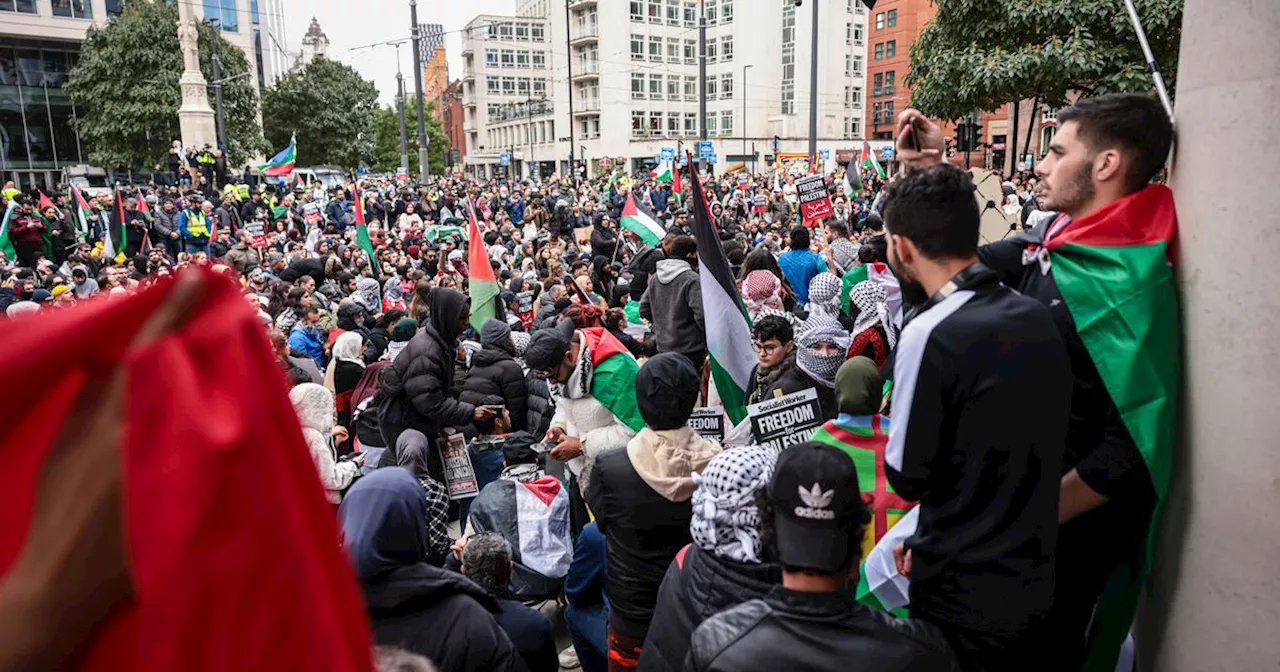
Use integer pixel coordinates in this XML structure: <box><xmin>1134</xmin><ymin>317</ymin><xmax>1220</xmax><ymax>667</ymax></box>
<box><xmin>176</xmin><ymin>0</ymin><xmax>216</xmax><ymax>149</ymax></box>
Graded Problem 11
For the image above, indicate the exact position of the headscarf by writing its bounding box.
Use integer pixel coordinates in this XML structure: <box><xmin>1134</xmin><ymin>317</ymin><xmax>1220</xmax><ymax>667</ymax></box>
<box><xmin>426</xmin><ymin>287</ymin><xmax>468</xmax><ymax>345</ymax></box>
<box><xmin>795</xmin><ymin>316</ymin><xmax>850</xmax><ymax>388</ymax></box>
<box><xmin>562</xmin><ymin>330</ymin><xmax>593</xmax><ymax>400</ymax></box>
<box><xmin>850</xmin><ymin>280</ymin><xmax>888</xmax><ymax>336</ymax></box>
<box><xmin>324</xmin><ymin>331</ymin><xmax>365</xmax><ymax>391</ymax></box>
<box><xmin>352</xmin><ymin>278</ymin><xmax>381</xmax><ymax>314</ymax></box>
<box><xmin>394</xmin><ymin>429</ymin><xmax>453</xmax><ymax>560</ymax></box>
<box><xmin>742</xmin><ymin>270</ymin><xmax>784</xmax><ymax>314</ymax></box>
<box><xmin>806</xmin><ymin>272</ymin><xmax>842</xmax><ymax>320</ymax></box>
<box><xmin>447</xmin><ymin>249</ymin><xmax>468</xmax><ymax>278</ymax></box>
<box><xmin>395</xmin><ymin>428</ymin><xmax>434</xmax><ymax>481</ymax></box>
<box><xmin>6</xmin><ymin>301</ymin><xmax>39</xmax><ymax>318</ymax></box>
<box><xmin>835</xmin><ymin>356</ymin><xmax>883</xmax><ymax>416</ymax></box>
<box><xmin>690</xmin><ymin>445</ymin><xmax>778</xmax><ymax>564</ymax></box>
<box><xmin>510</xmin><ymin>331</ymin><xmax>531</xmax><ymax>358</ymax></box>
<box><xmin>828</xmin><ymin>239</ymin><xmax>859</xmax><ymax>275</ymax></box>
<box><xmin>338</xmin><ymin>467</ymin><xmax>429</xmax><ymax>581</ymax></box>
<box><xmin>383</xmin><ymin>276</ymin><xmax>405</xmax><ymax>303</ymax></box>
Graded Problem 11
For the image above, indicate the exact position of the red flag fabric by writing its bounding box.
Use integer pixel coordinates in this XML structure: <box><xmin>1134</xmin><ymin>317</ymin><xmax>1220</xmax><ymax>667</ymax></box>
<box><xmin>673</xmin><ymin>159</ymin><xmax>682</xmax><ymax>196</ymax></box>
<box><xmin>136</xmin><ymin>194</ymin><xmax>150</xmax><ymax>219</ymax></box>
<box><xmin>38</xmin><ymin>191</ymin><xmax>54</xmax><ymax>211</ymax></box>
<box><xmin>353</xmin><ymin>187</ymin><xmax>366</xmax><ymax>227</ymax></box>
<box><xmin>0</xmin><ymin>270</ymin><xmax>374</xmax><ymax>672</ymax></box>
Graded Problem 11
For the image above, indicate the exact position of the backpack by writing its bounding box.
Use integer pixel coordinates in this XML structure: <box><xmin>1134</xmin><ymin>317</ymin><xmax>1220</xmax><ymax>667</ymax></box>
<box><xmin>374</xmin><ymin>364</ymin><xmax>410</xmax><ymax>455</ymax></box>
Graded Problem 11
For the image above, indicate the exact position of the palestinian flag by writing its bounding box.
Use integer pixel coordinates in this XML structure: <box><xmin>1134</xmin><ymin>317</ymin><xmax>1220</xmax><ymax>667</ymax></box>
<box><xmin>579</xmin><ymin>326</ymin><xmax>645</xmax><ymax>433</ymax></box>
<box><xmin>424</xmin><ymin>225</ymin><xmax>464</xmax><ymax>243</ymax></box>
<box><xmin>467</xmin><ymin>203</ymin><xmax>501</xmax><ymax>333</ymax></box>
<box><xmin>136</xmin><ymin>193</ymin><xmax>151</xmax><ymax>222</ymax></box>
<box><xmin>861</xmin><ymin>141</ymin><xmax>886</xmax><ymax>179</ymax></box>
<box><xmin>105</xmin><ymin>186</ymin><xmax>128</xmax><ymax>261</ymax></box>
<box><xmin>353</xmin><ymin>188</ymin><xmax>379</xmax><ymax>279</ymax></box>
<box><xmin>843</xmin><ymin>167</ymin><xmax>860</xmax><ymax>199</ymax></box>
<box><xmin>686</xmin><ymin>151</ymin><xmax>756</xmax><ymax>425</ymax></box>
<box><xmin>672</xmin><ymin>159</ymin><xmax>682</xmax><ymax>196</ymax></box>
<box><xmin>651</xmin><ymin>160</ymin><xmax>673</xmax><ymax>183</ymax></box>
<box><xmin>619</xmin><ymin>192</ymin><xmax>665</xmax><ymax>246</ymax></box>
<box><xmin>0</xmin><ymin>199</ymin><xmax>17</xmax><ymax>261</ymax></box>
<box><xmin>70</xmin><ymin>185</ymin><xmax>93</xmax><ymax>241</ymax></box>
<box><xmin>261</xmin><ymin>133</ymin><xmax>297</xmax><ymax>176</ymax></box>
<box><xmin>810</xmin><ymin>413</ymin><xmax>912</xmax><ymax>614</ymax></box>
<box><xmin>1043</xmin><ymin>184</ymin><xmax>1179</xmax><ymax>672</ymax></box>
<box><xmin>840</xmin><ymin>261</ymin><xmax>897</xmax><ymax>318</ymax></box>
<box><xmin>38</xmin><ymin>191</ymin><xmax>55</xmax><ymax>212</ymax></box>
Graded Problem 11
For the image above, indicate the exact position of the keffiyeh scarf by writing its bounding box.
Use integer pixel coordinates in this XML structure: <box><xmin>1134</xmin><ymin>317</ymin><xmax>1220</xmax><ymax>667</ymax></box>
<box><xmin>796</xmin><ymin>316</ymin><xmax>851</xmax><ymax>388</ymax></box>
<box><xmin>561</xmin><ymin>334</ymin><xmax>594</xmax><ymax>400</ymax></box>
<box><xmin>850</xmin><ymin>280</ymin><xmax>896</xmax><ymax>349</ymax></box>
<box><xmin>690</xmin><ymin>445</ymin><xmax>778</xmax><ymax>563</ymax></box>
<box><xmin>742</xmin><ymin>270</ymin><xmax>785</xmax><ymax>314</ymax></box>
<box><xmin>807</xmin><ymin>272</ymin><xmax>843</xmax><ymax>320</ymax></box>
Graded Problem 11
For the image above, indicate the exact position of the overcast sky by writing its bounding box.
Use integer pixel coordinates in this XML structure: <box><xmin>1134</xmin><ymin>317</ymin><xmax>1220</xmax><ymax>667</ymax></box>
<box><xmin>281</xmin><ymin>0</ymin><xmax>517</xmax><ymax>107</ymax></box>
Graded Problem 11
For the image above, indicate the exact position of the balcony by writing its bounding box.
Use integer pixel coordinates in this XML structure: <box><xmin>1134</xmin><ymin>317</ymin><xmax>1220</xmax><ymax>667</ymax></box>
<box><xmin>570</xmin><ymin>60</ymin><xmax>600</xmax><ymax>80</ymax></box>
<box><xmin>569</xmin><ymin>25</ymin><xmax>599</xmax><ymax>45</ymax></box>
<box><xmin>573</xmin><ymin>99</ymin><xmax>601</xmax><ymax>115</ymax></box>
<box><xmin>463</xmin><ymin>98</ymin><xmax>476</xmax><ymax>108</ymax></box>
<box><xmin>569</xmin><ymin>0</ymin><xmax>597</xmax><ymax>7</ymax></box>
<box><xmin>461</xmin><ymin>45</ymin><xmax>474</xmax><ymax>57</ymax></box>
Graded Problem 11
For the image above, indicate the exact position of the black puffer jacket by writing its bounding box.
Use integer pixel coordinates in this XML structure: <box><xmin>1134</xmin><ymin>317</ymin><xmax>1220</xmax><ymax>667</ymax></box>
<box><xmin>382</xmin><ymin>288</ymin><xmax>475</xmax><ymax>476</ymax></box>
<box><xmin>687</xmin><ymin>587</ymin><xmax>960</xmax><ymax>672</ymax></box>
<box><xmin>637</xmin><ymin>544</ymin><xmax>780</xmax><ymax>672</ymax></box>
<box><xmin>585</xmin><ymin>447</ymin><xmax>694</xmax><ymax>641</ymax></box>
<box><xmin>523</xmin><ymin>372</ymin><xmax>555</xmax><ymax>439</ymax></box>
<box><xmin>361</xmin><ymin>563</ymin><xmax>522</xmax><ymax>672</ymax></box>
<box><xmin>458</xmin><ymin>345</ymin><xmax>528</xmax><ymax>436</ymax></box>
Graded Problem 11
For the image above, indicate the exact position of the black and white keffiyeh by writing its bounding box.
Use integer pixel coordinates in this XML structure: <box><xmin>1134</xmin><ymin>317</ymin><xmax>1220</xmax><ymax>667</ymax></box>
<box><xmin>690</xmin><ymin>445</ymin><xmax>778</xmax><ymax>564</ymax></box>
<box><xmin>796</xmin><ymin>316</ymin><xmax>851</xmax><ymax>388</ymax></box>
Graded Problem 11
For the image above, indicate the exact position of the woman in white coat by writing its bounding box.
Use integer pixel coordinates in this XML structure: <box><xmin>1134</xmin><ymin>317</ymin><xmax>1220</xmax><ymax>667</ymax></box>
<box><xmin>289</xmin><ymin>383</ymin><xmax>361</xmax><ymax>504</ymax></box>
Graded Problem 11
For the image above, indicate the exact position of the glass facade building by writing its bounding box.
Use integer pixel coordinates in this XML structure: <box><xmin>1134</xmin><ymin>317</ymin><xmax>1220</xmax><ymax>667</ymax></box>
<box><xmin>0</xmin><ymin>38</ymin><xmax>86</xmax><ymax>188</ymax></box>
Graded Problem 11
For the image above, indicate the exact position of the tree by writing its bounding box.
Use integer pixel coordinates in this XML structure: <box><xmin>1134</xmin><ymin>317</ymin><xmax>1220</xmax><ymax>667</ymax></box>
<box><xmin>260</xmin><ymin>57</ymin><xmax>378</xmax><ymax>170</ymax></box>
<box><xmin>367</xmin><ymin>99</ymin><xmax>450</xmax><ymax>175</ymax></box>
<box><xmin>906</xmin><ymin>0</ymin><xmax>1183</xmax><ymax>119</ymax></box>
<box><xmin>65</xmin><ymin>1</ymin><xmax>266</xmax><ymax>170</ymax></box>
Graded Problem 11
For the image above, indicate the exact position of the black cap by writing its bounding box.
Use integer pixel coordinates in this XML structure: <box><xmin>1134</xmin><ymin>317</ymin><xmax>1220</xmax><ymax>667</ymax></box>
<box><xmin>768</xmin><ymin>442</ymin><xmax>862</xmax><ymax>573</ymax></box>
<box><xmin>502</xmin><ymin>431</ymin><xmax>539</xmax><ymax>465</ymax></box>
<box><xmin>524</xmin><ymin>319</ymin><xmax>574</xmax><ymax>375</ymax></box>
<box><xmin>635</xmin><ymin>353</ymin><xmax>699</xmax><ymax>430</ymax></box>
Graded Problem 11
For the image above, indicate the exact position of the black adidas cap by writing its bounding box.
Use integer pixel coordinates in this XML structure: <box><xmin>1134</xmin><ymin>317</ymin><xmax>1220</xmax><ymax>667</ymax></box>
<box><xmin>768</xmin><ymin>441</ymin><xmax>862</xmax><ymax>573</ymax></box>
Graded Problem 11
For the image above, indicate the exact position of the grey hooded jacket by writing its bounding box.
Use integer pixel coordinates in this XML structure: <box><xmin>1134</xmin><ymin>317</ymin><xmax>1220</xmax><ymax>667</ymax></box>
<box><xmin>639</xmin><ymin>258</ymin><xmax>705</xmax><ymax>358</ymax></box>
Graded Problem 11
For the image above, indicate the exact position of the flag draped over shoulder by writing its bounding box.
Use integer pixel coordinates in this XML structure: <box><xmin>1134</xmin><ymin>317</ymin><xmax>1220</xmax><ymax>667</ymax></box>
<box><xmin>261</xmin><ymin>134</ymin><xmax>297</xmax><ymax>176</ymax></box>
<box><xmin>467</xmin><ymin>204</ymin><xmax>500</xmax><ymax>332</ymax></box>
<box><xmin>619</xmin><ymin>193</ymin><xmax>665</xmax><ymax>246</ymax></box>
<box><xmin>0</xmin><ymin>200</ymin><xmax>17</xmax><ymax>260</ymax></box>
<box><xmin>686</xmin><ymin>151</ymin><xmax>756</xmax><ymax>425</ymax></box>
<box><xmin>0</xmin><ymin>270</ymin><xmax>374</xmax><ymax>671</ymax></box>
<box><xmin>1043</xmin><ymin>184</ymin><xmax>1179</xmax><ymax>672</ymax></box>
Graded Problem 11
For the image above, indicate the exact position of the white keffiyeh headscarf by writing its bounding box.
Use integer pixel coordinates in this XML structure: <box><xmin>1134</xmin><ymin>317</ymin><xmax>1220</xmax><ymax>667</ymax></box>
<box><xmin>690</xmin><ymin>445</ymin><xmax>778</xmax><ymax>564</ymax></box>
<box><xmin>806</xmin><ymin>272</ymin><xmax>842</xmax><ymax>320</ymax></box>
<box><xmin>796</xmin><ymin>316</ymin><xmax>851</xmax><ymax>388</ymax></box>
<box><xmin>850</xmin><ymin>280</ymin><xmax>896</xmax><ymax>350</ymax></box>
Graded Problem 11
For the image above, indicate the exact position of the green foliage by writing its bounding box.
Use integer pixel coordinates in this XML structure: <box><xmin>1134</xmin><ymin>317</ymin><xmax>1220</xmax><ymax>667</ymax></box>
<box><xmin>367</xmin><ymin>99</ymin><xmax>450</xmax><ymax>175</ymax></box>
<box><xmin>65</xmin><ymin>1</ymin><xmax>266</xmax><ymax>170</ymax></box>
<box><xmin>906</xmin><ymin>0</ymin><xmax>1184</xmax><ymax>119</ymax></box>
<box><xmin>260</xmin><ymin>57</ymin><xmax>379</xmax><ymax>170</ymax></box>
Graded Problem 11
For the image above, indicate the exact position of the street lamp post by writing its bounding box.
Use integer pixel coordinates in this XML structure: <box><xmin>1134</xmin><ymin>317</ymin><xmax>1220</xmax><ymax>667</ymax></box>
<box><xmin>394</xmin><ymin>43</ymin><xmax>409</xmax><ymax>175</ymax></box>
<box><xmin>698</xmin><ymin>0</ymin><xmax>707</xmax><ymax>175</ymax></box>
<box><xmin>409</xmin><ymin>0</ymin><xmax>429</xmax><ymax>181</ymax></box>
<box><xmin>742</xmin><ymin>64</ymin><xmax>752</xmax><ymax>172</ymax></box>
<box><xmin>807</xmin><ymin>0</ymin><xmax>819</xmax><ymax>170</ymax></box>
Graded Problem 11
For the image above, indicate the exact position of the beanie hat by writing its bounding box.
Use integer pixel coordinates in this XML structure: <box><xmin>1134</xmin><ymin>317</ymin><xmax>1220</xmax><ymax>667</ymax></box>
<box><xmin>390</xmin><ymin>317</ymin><xmax>418</xmax><ymax>342</ymax></box>
<box><xmin>635</xmin><ymin>353</ymin><xmax>700</xmax><ymax>431</ymax></box>
<box><xmin>480</xmin><ymin>318</ymin><xmax>512</xmax><ymax>349</ymax></box>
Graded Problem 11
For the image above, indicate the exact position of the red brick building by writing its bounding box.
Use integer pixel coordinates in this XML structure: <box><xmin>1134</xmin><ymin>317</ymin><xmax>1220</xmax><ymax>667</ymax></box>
<box><xmin>439</xmin><ymin>79</ymin><xmax>467</xmax><ymax>170</ymax></box>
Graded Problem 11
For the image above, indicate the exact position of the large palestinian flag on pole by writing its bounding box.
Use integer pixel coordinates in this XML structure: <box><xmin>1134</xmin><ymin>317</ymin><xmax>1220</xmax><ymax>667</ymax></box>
<box><xmin>467</xmin><ymin>203</ymin><xmax>500</xmax><ymax>333</ymax></box>
<box><xmin>619</xmin><ymin>192</ymin><xmax>665</xmax><ymax>246</ymax></box>
<box><xmin>352</xmin><ymin>188</ymin><xmax>379</xmax><ymax>280</ymax></box>
<box><xmin>686</xmin><ymin>151</ymin><xmax>756</xmax><ymax>425</ymax></box>
<box><xmin>861</xmin><ymin>141</ymin><xmax>886</xmax><ymax>179</ymax></box>
<box><xmin>1042</xmin><ymin>184</ymin><xmax>1179</xmax><ymax>672</ymax></box>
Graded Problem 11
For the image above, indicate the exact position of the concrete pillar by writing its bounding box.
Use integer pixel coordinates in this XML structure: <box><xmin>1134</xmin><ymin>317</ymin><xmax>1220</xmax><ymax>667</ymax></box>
<box><xmin>1137</xmin><ymin>0</ymin><xmax>1280</xmax><ymax>668</ymax></box>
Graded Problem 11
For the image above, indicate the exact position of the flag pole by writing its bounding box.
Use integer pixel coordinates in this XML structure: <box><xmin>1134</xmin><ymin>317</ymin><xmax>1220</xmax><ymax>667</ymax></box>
<box><xmin>1121</xmin><ymin>0</ymin><xmax>1175</xmax><ymax>122</ymax></box>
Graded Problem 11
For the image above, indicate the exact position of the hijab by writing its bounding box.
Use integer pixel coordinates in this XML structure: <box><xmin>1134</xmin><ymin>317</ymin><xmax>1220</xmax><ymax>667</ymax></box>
<box><xmin>395</xmin><ymin>429</ymin><xmax>433</xmax><ymax>482</ymax></box>
<box><xmin>338</xmin><ymin>467</ymin><xmax>429</xmax><ymax>581</ymax></box>
<box><xmin>426</xmin><ymin>287</ymin><xmax>468</xmax><ymax>345</ymax></box>
<box><xmin>690</xmin><ymin>445</ymin><xmax>778</xmax><ymax>564</ymax></box>
<box><xmin>835</xmin><ymin>356</ymin><xmax>884</xmax><ymax>416</ymax></box>
<box><xmin>324</xmin><ymin>330</ymin><xmax>365</xmax><ymax>392</ymax></box>
<box><xmin>352</xmin><ymin>278</ymin><xmax>381</xmax><ymax>314</ymax></box>
<box><xmin>796</xmin><ymin>316</ymin><xmax>850</xmax><ymax>388</ymax></box>
<box><xmin>383</xmin><ymin>276</ymin><xmax>405</xmax><ymax>303</ymax></box>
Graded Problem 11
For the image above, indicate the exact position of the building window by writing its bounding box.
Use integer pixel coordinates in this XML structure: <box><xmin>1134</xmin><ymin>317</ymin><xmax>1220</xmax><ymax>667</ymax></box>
<box><xmin>684</xmin><ymin>76</ymin><xmax>697</xmax><ymax>101</ymax></box>
<box><xmin>720</xmin><ymin>110</ymin><xmax>733</xmax><ymax>136</ymax></box>
<box><xmin>532</xmin><ymin>78</ymin><xmax>547</xmax><ymax>95</ymax></box>
<box><xmin>631</xmin><ymin>73</ymin><xmax>646</xmax><ymax>99</ymax></box>
<box><xmin>849</xmin><ymin>85</ymin><xmax>862</xmax><ymax>106</ymax></box>
<box><xmin>683</xmin><ymin>40</ymin><xmax>696</xmax><ymax>64</ymax></box>
<box><xmin>886</xmin><ymin>40</ymin><xmax>896</xmax><ymax>58</ymax></box>
<box><xmin>668</xmin><ymin>77</ymin><xmax>680</xmax><ymax>98</ymax></box>
<box><xmin>705</xmin><ymin>112</ymin><xmax>715</xmax><ymax>135</ymax></box>
<box><xmin>515</xmin><ymin>51</ymin><xmax>531</xmax><ymax>68</ymax></box>
<box><xmin>873</xmin><ymin>73</ymin><xmax>882</xmax><ymax>96</ymax></box>
<box><xmin>844</xmin><ymin>117</ymin><xmax>862</xmax><ymax>139</ymax></box>
<box><xmin>487</xmin><ymin>79</ymin><xmax>500</xmax><ymax>94</ymax></box>
<box><xmin>649</xmin><ymin>73</ymin><xmax>663</xmax><ymax>97</ymax></box>
<box><xmin>884</xmin><ymin>70</ymin><xmax>895</xmax><ymax>94</ymax></box>
<box><xmin>649</xmin><ymin>36</ymin><xmax>663</xmax><ymax>62</ymax></box>
<box><xmin>720</xmin><ymin>35</ymin><xmax>733</xmax><ymax>62</ymax></box>
<box><xmin>514</xmin><ymin>23</ymin><xmax>530</xmax><ymax>40</ymax></box>
<box><xmin>485</xmin><ymin>49</ymin><xmax>499</xmax><ymax>66</ymax></box>
<box><xmin>780</xmin><ymin>1</ymin><xmax>795</xmax><ymax>115</ymax></box>
<box><xmin>683</xmin><ymin>2</ymin><xmax>696</xmax><ymax>26</ymax></box>
<box><xmin>500</xmin><ymin>49</ymin><xmax>515</xmax><ymax>67</ymax></box>
<box><xmin>1040</xmin><ymin>126</ymin><xmax>1057</xmax><ymax>155</ymax></box>
<box><xmin>591</xmin><ymin>118</ymin><xmax>601</xmax><ymax>138</ymax></box>
<box><xmin>884</xmin><ymin>101</ymin><xmax>895</xmax><ymax>123</ymax></box>
<box><xmin>705</xmin><ymin>40</ymin><xmax>717</xmax><ymax>64</ymax></box>
<box><xmin>667</xmin><ymin>38</ymin><xmax>680</xmax><ymax>63</ymax></box>
<box><xmin>720</xmin><ymin>73</ymin><xmax>733</xmax><ymax>99</ymax></box>
<box><xmin>52</xmin><ymin>0</ymin><xmax>92</xmax><ymax>18</ymax></box>
<box><xmin>666</xmin><ymin>0</ymin><xmax>680</xmax><ymax>25</ymax></box>
<box><xmin>722</xmin><ymin>0</ymin><xmax>733</xmax><ymax>23</ymax></box>
<box><xmin>875</xmin><ymin>12</ymin><xmax>884</xmax><ymax>30</ymax></box>
<box><xmin>203</xmin><ymin>0</ymin><xmax>239</xmax><ymax>31</ymax></box>
<box><xmin>845</xmin><ymin>54</ymin><xmax>851</xmax><ymax>77</ymax></box>
<box><xmin>253</xmin><ymin>29</ymin><xmax>265</xmax><ymax>88</ymax></box>
<box><xmin>852</xmin><ymin>56</ymin><xmax>863</xmax><ymax>77</ymax></box>
<box><xmin>516</xmin><ymin>77</ymin><xmax>530</xmax><ymax>95</ymax></box>
<box><xmin>887</xmin><ymin>9</ymin><xmax>897</xmax><ymax>26</ymax></box>
<box><xmin>684</xmin><ymin>113</ymin><xmax>697</xmax><ymax>135</ymax></box>
<box><xmin>648</xmin><ymin>0</ymin><xmax>662</xmax><ymax>24</ymax></box>
<box><xmin>531</xmin><ymin>24</ymin><xmax>545</xmax><ymax>41</ymax></box>
<box><xmin>706</xmin><ymin>77</ymin><xmax>717</xmax><ymax>98</ymax></box>
<box><xmin>501</xmin><ymin>76</ymin><xmax>516</xmax><ymax>94</ymax></box>
<box><xmin>846</xmin><ymin>23</ymin><xmax>852</xmax><ymax>45</ymax></box>
<box><xmin>874</xmin><ymin>43</ymin><xmax>884</xmax><ymax>60</ymax></box>
<box><xmin>705</xmin><ymin>1</ymin><xmax>717</xmax><ymax>24</ymax></box>
<box><xmin>649</xmin><ymin>112</ymin><xmax>662</xmax><ymax>136</ymax></box>
<box><xmin>667</xmin><ymin>114</ymin><xmax>680</xmax><ymax>135</ymax></box>
<box><xmin>853</xmin><ymin>24</ymin><xmax>863</xmax><ymax>46</ymax></box>
<box><xmin>630</xmin><ymin>34</ymin><xmax>645</xmax><ymax>61</ymax></box>
<box><xmin>633</xmin><ymin>111</ymin><xmax>645</xmax><ymax>138</ymax></box>
<box><xmin>872</xmin><ymin>101</ymin><xmax>883</xmax><ymax>125</ymax></box>
<box><xmin>532</xmin><ymin>52</ymin><xmax>546</xmax><ymax>68</ymax></box>
<box><xmin>498</xmin><ymin>23</ymin><xmax>513</xmax><ymax>39</ymax></box>
<box><xmin>630</xmin><ymin>1</ymin><xmax>644</xmax><ymax>21</ymax></box>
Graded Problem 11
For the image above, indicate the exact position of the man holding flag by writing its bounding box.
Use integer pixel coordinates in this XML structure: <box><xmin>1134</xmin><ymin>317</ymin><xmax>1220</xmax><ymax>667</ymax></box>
<box><xmin>898</xmin><ymin>93</ymin><xmax>1178</xmax><ymax>671</ymax></box>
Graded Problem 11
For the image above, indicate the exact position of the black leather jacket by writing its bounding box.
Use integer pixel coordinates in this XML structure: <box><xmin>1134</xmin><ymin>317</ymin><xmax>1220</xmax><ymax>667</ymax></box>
<box><xmin>686</xmin><ymin>587</ymin><xmax>960</xmax><ymax>672</ymax></box>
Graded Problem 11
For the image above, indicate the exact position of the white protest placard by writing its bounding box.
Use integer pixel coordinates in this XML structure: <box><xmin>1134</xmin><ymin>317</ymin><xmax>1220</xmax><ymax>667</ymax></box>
<box><xmin>688</xmin><ymin>406</ymin><xmax>725</xmax><ymax>442</ymax></box>
<box><xmin>747</xmin><ymin>388</ymin><xmax>823</xmax><ymax>452</ymax></box>
<box><xmin>440</xmin><ymin>432</ymin><xmax>479</xmax><ymax>500</ymax></box>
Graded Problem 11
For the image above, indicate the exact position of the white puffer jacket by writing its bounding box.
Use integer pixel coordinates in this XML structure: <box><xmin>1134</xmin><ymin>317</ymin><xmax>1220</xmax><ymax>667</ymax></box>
<box><xmin>289</xmin><ymin>383</ymin><xmax>359</xmax><ymax>504</ymax></box>
<box><xmin>549</xmin><ymin>394</ymin><xmax>636</xmax><ymax>491</ymax></box>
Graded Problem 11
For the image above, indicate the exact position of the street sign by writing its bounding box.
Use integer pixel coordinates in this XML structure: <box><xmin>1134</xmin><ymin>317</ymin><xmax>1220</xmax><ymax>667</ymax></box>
<box><xmin>660</xmin><ymin>146</ymin><xmax>675</xmax><ymax>161</ymax></box>
<box><xmin>881</xmin><ymin>146</ymin><xmax>895</xmax><ymax>161</ymax></box>
<box><xmin>708</xmin><ymin>154</ymin><xmax>717</xmax><ymax>165</ymax></box>
<box><xmin>698</xmin><ymin>141</ymin><xmax>714</xmax><ymax>158</ymax></box>
<box><xmin>820</xmin><ymin>149</ymin><xmax>831</xmax><ymax>161</ymax></box>
<box><xmin>499</xmin><ymin>152</ymin><xmax>510</xmax><ymax>166</ymax></box>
